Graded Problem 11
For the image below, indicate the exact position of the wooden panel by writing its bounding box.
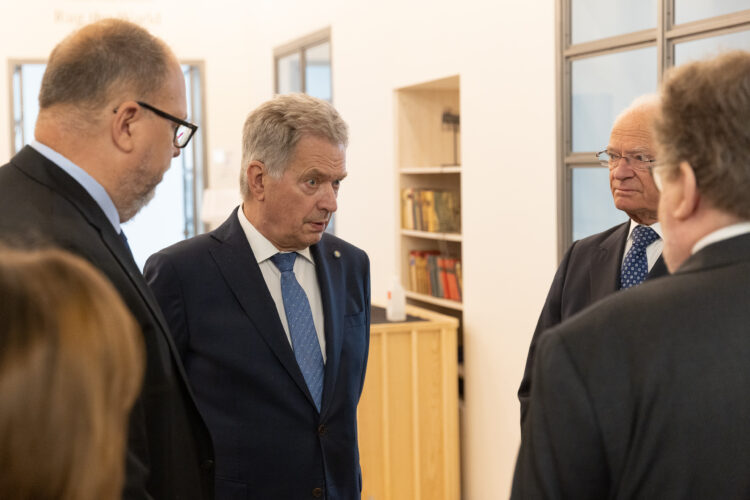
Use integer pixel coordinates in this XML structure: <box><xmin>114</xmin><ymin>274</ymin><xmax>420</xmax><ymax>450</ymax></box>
<box><xmin>416</xmin><ymin>328</ymin><xmax>444</xmax><ymax>498</ymax></box>
<box><xmin>359</xmin><ymin>306</ymin><xmax>460</xmax><ymax>500</ymax></box>
<box><xmin>359</xmin><ymin>332</ymin><xmax>385</xmax><ymax>499</ymax></box>
<box><xmin>441</xmin><ymin>327</ymin><xmax>460</xmax><ymax>499</ymax></box>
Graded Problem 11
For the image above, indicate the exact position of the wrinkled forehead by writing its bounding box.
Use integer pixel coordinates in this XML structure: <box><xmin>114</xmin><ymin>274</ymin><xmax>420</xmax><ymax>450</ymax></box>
<box><xmin>609</xmin><ymin>110</ymin><xmax>656</xmax><ymax>152</ymax></box>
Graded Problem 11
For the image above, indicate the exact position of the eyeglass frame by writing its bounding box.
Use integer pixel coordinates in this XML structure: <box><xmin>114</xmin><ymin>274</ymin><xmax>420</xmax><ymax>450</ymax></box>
<box><xmin>595</xmin><ymin>150</ymin><xmax>656</xmax><ymax>171</ymax></box>
<box><xmin>136</xmin><ymin>101</ymin><xmax>197</xmax><ymax>148</ymax></box>
<box><xmin>648</xmin><ymin>164</ymin><xmax>671</xmax><ymax>192</ymax></box>
<box><xmin>113</xmin><ymin>101</ymin><xmax>197</xmax><ymax>148</ymax></box>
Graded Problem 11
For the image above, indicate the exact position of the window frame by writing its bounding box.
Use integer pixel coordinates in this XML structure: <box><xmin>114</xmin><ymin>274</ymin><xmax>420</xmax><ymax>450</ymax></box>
<box><xmin>273</xmin><ymin>27</ymin><xmax>332</xmax><ymax>98</ymax></box>
<box><xmin>557</xmin><ymin>0</ymin><xmax>750</xmax><ymax>257</ymax></box>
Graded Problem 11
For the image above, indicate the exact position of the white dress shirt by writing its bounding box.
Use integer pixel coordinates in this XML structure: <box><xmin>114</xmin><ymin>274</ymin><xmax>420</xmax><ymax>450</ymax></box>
<box><xmin>622</xmin><ymin>219</ymin><xmax>664</xmax><ymax>271</ymax></box>
<box><xmin>692</xmin><ymin>221</ymin><xmax>750</xmax><ymax>255</ymax></box>
<box><xmin>30</xmin><ymin>140</ymin><xmax>121</xmax><ymax>233</ymax></box>
<box><xmin>237</xmin><ymin>207</ymin><xmax>326</xmax><ymax>362</ymax></box>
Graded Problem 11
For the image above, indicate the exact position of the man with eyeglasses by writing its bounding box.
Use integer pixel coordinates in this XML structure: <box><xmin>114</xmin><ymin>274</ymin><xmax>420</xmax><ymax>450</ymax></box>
<box><xmin>0</xmin><ymin>19</ymin><xmax>214</xmax><ymax>500</ymax></box>
<box><xmin>517</xmin><ymin>95</ymin><xmax>668</xmax><ymax>423</ymax></box>
<box><xmin>512</xmin><ymin>50</ymin><xmax>750</xmax><ymax>499</ymax></box>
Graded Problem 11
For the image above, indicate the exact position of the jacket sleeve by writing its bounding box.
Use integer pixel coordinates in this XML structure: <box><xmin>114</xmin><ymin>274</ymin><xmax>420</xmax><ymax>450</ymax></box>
<box><xmin>143</xmin><ymin>251</ymin><xmax>190</xmax><ymax>361</ymax></box>
<box><xmin>511</xmin><ymin>330</ymin><xmax>608</xmax><ymax>500</ymax></box>
<box><xmin>517</xmin><ymin>241</ymin><xmax>576</xmax><ymax>424</ymax></box>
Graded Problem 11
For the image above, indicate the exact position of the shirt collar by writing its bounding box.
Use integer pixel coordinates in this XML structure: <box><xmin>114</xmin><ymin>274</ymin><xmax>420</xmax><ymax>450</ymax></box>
<box><xmin>692</xmin><ymin>221</ymin><xmax>750</xmax><ymax>255</ymax></box>
<box><xmin>627</xmin><ymin>219</ymin><xmax>663</xmax><ymax>240</ymax></box>
<box><xmin>236</xmin><ymin>206</ymin><xmax>313</xmax><ymax>264</ymax></box>
<box><xmin>30</xmin><ymin>141</ymin><xmax>121</xmax><ymax>233</ymax></box>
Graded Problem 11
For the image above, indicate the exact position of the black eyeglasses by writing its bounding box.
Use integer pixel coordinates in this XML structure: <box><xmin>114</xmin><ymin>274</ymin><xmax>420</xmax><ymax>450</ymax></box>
<box><xmin>136</xmin><ymin>101</ymin><xmax>197</xmax><ymax>148</ymax></box>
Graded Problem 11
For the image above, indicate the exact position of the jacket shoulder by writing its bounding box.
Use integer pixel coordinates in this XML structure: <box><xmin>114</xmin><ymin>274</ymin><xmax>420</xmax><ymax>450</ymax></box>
<box><xmin>568</xmin><ymin>222</ymin><xmax>628</xmax><ymax>253</ymax></box>
<box><xmin>320</xmin><ymin>232</ymin><xmax>368</xmax><ymax>261</ymax></box>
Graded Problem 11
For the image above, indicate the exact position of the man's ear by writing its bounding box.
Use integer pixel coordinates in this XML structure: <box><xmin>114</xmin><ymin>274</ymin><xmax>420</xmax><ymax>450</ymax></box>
<box><xmin>110</xmin><ymin>101</ymin><xmax>140</xmax><ymax>153</ymax></box>
<box><xmin>246</xmin><ymin>160</ymin><xmax>267</xmax><ymax>201</ymax></box>
<box><xmin>673</xmin><ymin>161</ymin><xmax>700</xmax><ymax>220</ymax></box>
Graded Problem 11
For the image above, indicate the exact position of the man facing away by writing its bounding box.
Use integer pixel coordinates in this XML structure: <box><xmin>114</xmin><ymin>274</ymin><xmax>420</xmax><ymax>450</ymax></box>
<box><xmin>512</xmin><ymin>50</ymin><xmax>750</xmax><ymax>499</ymax></box>
<box><xmin>0</xmin><ymin>19</ymin><xmax>214</xmax><ymax>499</ymax></box>
<box><xmin>518</xmin><ymin>95</ymin><xmax>668</xmax><ymax>422</ymax></box>
<box><xmin>144</xmin><ymin>93</ymin><xmax>371</xmax><ymax>500</ymax></box>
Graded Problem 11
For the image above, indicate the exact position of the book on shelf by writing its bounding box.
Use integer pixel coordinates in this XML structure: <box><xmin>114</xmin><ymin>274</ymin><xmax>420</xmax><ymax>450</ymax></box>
<box><xmin>401</xmin><ymin>188</ymin><xmax>415</xmax><ymax>230</ymax></box>
<box><xmin>401</xmin><ymin>188</ymin><xmax>460</xmax><ymax>234</ymax></box>
<box><xmin>407</xmin><ymin>250</ymin><xmax>462</xmax><ymax>302</ymax></box>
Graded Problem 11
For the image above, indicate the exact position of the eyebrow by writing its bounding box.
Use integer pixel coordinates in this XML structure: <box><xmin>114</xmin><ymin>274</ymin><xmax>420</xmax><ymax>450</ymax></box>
<box><xmin>306</xmin><ymin>168</ymin><xmax>348</xmax><ymax>181</ymax></box>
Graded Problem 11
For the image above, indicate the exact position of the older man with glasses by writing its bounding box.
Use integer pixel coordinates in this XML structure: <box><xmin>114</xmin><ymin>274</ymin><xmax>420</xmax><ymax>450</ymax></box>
<box><xmin>0</xmin><ymin>19</ymin><xmax>214</xmax><ymax>500</ymax></box>
<box><xmin>517</xmin><ymin>95</ymin><xmax>668</xmax><ymax>423</ymax></box>
<box><xmin>512</xmin><ymin>49</ymin><xmax>750</xmax><ymax>500</ymax></box>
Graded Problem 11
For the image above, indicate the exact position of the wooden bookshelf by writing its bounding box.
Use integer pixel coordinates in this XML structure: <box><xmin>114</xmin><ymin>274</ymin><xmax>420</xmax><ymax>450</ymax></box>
<box><xmin>396</xmin><ymin>75</ymin><xmax>462</xmax><ymax>311</ymax></box>
<box><xmin>400</xmin><ymin>165</ymin><xmax>461</xmax><ymax>174</ymax></box>
<box><xmin>401</xmin><ymin>229</ymin><xmax>462</xmax><ymax>242</ymax></box>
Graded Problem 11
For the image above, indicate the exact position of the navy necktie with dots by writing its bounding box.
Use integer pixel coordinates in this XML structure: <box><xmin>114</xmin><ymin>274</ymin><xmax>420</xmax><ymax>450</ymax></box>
<box><xmin>620</xmin><ymin>225</ymin><xmax>660</xmax><ymax>289</ymax></box>
<box><xmin>270</xmin><ymin>252</ymin><xmax>325</xmax><ymax>411</ymax></box>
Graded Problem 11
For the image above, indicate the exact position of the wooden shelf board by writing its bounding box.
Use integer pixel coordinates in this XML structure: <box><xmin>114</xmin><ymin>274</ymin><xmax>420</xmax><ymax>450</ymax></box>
<box><xmin>400</xmin><ymin>165</ymin><xmax>461</xmax><ymax>174</ymax></box>
<box><xmin>401</xmin><ymin>229</ymin><xmax>462</xmax><ymax>242</ymax></box>
<box><xmin>405</xmin><ymin>290</ymin><xmax>463</xmax><ymax>311</ymax></box>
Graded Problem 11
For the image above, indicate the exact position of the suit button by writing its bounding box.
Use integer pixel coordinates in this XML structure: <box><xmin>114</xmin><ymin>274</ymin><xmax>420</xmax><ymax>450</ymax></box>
<box><xmin>201</xmin><ymin>459</ymin><xmax>214</xmax><ymax>471</ymax></box>
<box><xmin>317</xmin><ymin>424</ymin><xmax>326</xmax><ymax>436</ymax></box>
<box><xmin>312</xmin><ymin>487</ymin><xmax>324</xmax><ymax>498</ymax></box>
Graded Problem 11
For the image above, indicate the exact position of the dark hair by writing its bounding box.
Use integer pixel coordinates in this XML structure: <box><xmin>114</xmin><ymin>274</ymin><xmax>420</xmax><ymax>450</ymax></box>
<box><xmin>655</xmin><ymin>50</ymin><xmax>750</xmax><ymax>218</ymax></box>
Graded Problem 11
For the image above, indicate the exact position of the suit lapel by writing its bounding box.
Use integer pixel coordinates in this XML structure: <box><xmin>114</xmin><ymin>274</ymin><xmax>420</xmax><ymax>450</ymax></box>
<box><xmin>208</xmin><ymin>214</ymin><xmax>316</xmax><ymax>408</ymax></box>
<box><xmin>15</xmin><ymin>147</ymin><xmax>174</xmax><ymax>338</ymax></box>
<box><xmin>647</xmin><ymin>254</ymin><xmax>668</xmax><ymax>279</ymax></box>
<box><xmin>590</xmin><ymin>221</ymin><xmax>630</xmax><ymax>301</ymax></box>
<box><xmin>310</xmin><ymin>236</ymin><xmax>344</xmax><ymax>417</ymax></box>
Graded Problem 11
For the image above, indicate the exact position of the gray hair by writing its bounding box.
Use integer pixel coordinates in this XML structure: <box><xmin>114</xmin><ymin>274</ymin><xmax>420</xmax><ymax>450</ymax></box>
<box><xmin>613</xmin><ymin>93</ymin><xmax>660</xmax><ymax>128</ymax></box>
<box><xmin>240</xmin><ymin>93</ymin><xmax>348</xmax><ymax>199</ymax></box>
<box><xmin>39</xmin><ymin>18</ymin><xmax>172</xmax><ymax>112</ymax></box>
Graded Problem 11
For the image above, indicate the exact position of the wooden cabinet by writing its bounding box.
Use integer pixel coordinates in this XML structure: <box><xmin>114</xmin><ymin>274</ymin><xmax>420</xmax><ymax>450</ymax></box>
<box><xmin>358</xmin><ymin>305</ymin><xmax>460</xmax><ymax>500</ymax></box>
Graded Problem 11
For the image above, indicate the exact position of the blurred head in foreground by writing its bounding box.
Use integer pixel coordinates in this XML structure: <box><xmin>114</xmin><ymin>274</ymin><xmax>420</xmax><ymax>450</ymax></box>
<box><xmin>0</xmin><ymin>247</ymin><xmax>144</xmax><ymax>499</ymax></box>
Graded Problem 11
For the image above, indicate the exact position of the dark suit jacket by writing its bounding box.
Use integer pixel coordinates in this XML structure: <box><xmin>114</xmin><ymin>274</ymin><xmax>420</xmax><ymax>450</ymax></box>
<box><xmin>518</xmin><ymin>221</ymin><xmax>668</xmax><ymax>421</ymax></box>
<box><xmin>512</xmin><ymin>232</ymin><xmax>750</xmax><ymax>499</ymax></box>
<box><xmin>0</xmin><ymin>146</ymin><xmax>214</xmax><ymax>499</ymax></box>
<box><xmin>143</xmin><ymin>210</ymin><xmax>371</xmax><ymax>500</ymax></box>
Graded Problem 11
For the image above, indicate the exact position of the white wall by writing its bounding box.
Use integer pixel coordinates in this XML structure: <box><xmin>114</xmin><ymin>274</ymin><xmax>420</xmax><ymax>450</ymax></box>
<box><xmin>0</xmin><ymin>1</ymin><xmax>558</xmax><ymax>497</ymax></box>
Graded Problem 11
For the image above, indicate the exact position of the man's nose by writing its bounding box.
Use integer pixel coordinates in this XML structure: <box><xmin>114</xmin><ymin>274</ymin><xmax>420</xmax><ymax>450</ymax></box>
<box><xmin>172</xmin><ymin>144</ymin><xmax>181</xmax><ymax>159</ymax></box>
<box><xmin>612</xmin><ymin>158</ymin><xmax>636</xmax><ymax>178</ymax></box>
<box><xmin>318</xmin><ymin>183</ymin><xmax>338</xmax><ymax>213</ymax></box>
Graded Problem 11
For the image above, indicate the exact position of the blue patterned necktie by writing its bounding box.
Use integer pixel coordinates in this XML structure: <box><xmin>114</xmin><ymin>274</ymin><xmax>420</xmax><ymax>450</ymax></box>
<box><xmin>620</xmin><ymin>225</ymin><xmax>660</xmax><ymax>289</ymax></box>
<box><xmin>270</xmin><ymin>252</ymin><xmax>325</xmax><ymax>411</ymax></box>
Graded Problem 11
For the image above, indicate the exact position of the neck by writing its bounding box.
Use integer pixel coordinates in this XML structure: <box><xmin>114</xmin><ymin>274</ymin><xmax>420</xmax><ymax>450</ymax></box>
<box><xmin>36</xmin><ymin>113</ymin><xmax>123</xmax><ymax>217</ymax></box>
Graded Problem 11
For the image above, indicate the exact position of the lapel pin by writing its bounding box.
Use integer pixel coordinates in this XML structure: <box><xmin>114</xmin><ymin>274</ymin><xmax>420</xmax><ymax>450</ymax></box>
<box><xmin>333</xmin><ymin>250</ymin><xmax>341</xmax><ymax>259</ymax></box>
